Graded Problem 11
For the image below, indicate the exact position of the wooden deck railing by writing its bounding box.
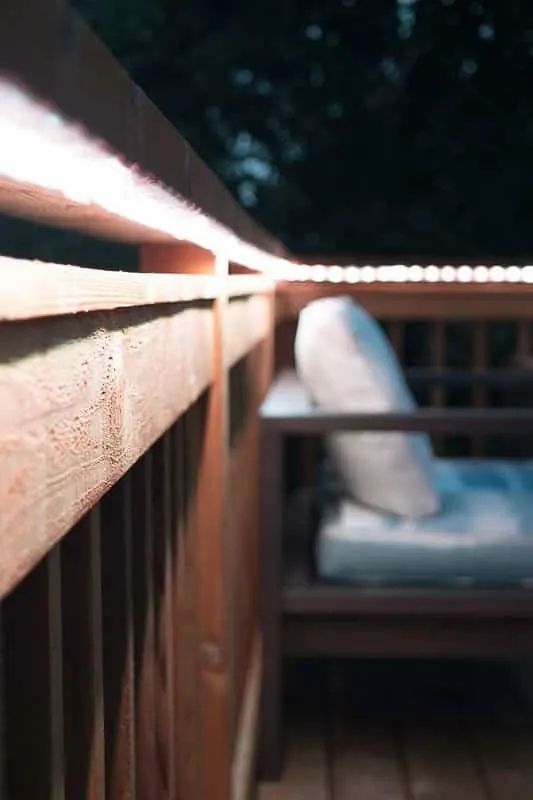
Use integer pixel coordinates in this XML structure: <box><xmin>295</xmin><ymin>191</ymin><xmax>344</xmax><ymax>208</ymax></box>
<box><xmin>0</xmin><ymin>4</ymin><xmax>278</xmax><ymax>799</ymax></box>
<box><xmin>3</xmin><ymin>4</ymin><xmax>533</xmax><ymax>800</ymax></box>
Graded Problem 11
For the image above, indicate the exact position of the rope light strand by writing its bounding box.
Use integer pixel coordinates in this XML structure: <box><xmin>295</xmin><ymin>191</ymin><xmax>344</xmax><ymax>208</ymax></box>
<box><xmin>0</xmin><ymin>80</ymin><xmax>531</xmax><ymax>286</ymax></box>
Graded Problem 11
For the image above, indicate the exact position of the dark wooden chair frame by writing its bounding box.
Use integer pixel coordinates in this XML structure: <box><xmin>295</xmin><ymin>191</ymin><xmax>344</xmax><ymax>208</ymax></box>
<box><xmin>258</xmin><ymin>368</ymin><xmax>533</xmax><ymax>781</ymax></box>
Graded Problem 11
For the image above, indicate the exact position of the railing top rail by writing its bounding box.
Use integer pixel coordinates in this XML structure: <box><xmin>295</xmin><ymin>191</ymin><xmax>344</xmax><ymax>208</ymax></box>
<box><xmin>0</xmin><ymin>257</ymin><xmax>273</xmax><ymax>321</ymax></box>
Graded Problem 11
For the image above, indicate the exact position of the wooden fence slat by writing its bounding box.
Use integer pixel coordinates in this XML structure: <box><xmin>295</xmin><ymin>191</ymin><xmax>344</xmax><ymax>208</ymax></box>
<box><xmin>3</xmin><ymin>549</ymin><xmax>65</xmax><ymax>799</ymax></box>
<box><xmin>100</xmin><ymin>475</ymin><xmax>136</xmax><ymax>800</ymax></box>
<box><xmin>131</xmin><ymin>450</ymin><xmax>159</xmax><ymax>800</ymax></box>
<box><xmin>517</xmin><ymin>320</ymin><xmax>532</xmax><ymax>359</ymax></box>
<box><xmin>173</xmin><ymin>413</ymin><xmax>202</xmax><ymax>800</ymax></box>
<box><xmin>0</xmin><ymin>610</ymin><xmax>4</xmax><ymax>800</ymax></box>
<box><xmin>61</xmin><ymin>508</ymin><xmax>106</xmax><ymax>800</ymax></box>
<box><xmin>431</xmin><ymin>321</ymin><xmax>446</xmax><ymax>453</ymax></box>
<box><xmin>472</xmin><ymin>323</ymin><xmax>488</xmax><ymax>456</ymax></box>
<box><xmin>152</xmin><ymin>431</ymin><xmax>176</xmax><ymax>798</ymax></box>
<box><xmin>389</xmin><ymin>321</ymin><xmax>405</xmax><ymax>361</ymax></box>
<box><xmin>141</xmin><ymin>240</ymin><xmax>234</xmax><ymax>800</ymax></box>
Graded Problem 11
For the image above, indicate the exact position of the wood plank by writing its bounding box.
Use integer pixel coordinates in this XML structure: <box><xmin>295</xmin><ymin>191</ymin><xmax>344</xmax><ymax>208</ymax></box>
<box><xmin>397</xmin><ymin>665</ymin><xmax>486</xmax><ymax>800</ymax></box>
<box><xmin>258</xmin><ymin>710</ymin><xmax>328</xmax><ymax>800</ymax></box>
<box><xmin>173</xmin><ymin>413</ymin><xmax>202</xmax><ymax>800</ymax></box>
<box><xmin>258</xmin><ymin>426</ymin><xmax>284</xmax><ymax>780</ymax></box>
<box><xmin>0</xmin><ymin>300</ymin><xmax>213</xmax><ymax>598</ymax></box>
<box><xmin>0</xmin><ymin>257</ymin><xmax>216</xmax><ymax>320</ymax></box>
<box><xmin>100</xmin><ymin>475</ymin><xmax>136</xmax><ymax>800</ymax></box>
<box><xmin>330</xmin><ymin>663</ymin><xmax>406</xmax><ymax>800</ymax></box>
<box><xmin>0</xmin><ymin>5</ymin><xmax>284</xmax><ymax>255</ymax></box>
<box><xmin>131</xmin><ymin>450</ymin><xmax>160</xmax><ymax>799</ymax></box>
<box><xmin>461</xmin><ymin>664</ymin><xmax>533</xmax><ymax>800</ymax></box>
<box><xmin>61</xmin><ymin>508</ymin><xmax>106</xmax><ymax>800</ymax></box>
<box><xmin>260</xmin><ymin>371</ymin><xmax>533</xmax><ymax>434</ymax></box>
<box><xmin>0</xmin><ymin>257</ymin><xmax>273</xmax><ymax>321</ymax></box>
<box><xmin>285</xmin><ymin>618</ymin><xmax>533</xmax><ymax>658</ymax></box>
<box><xmin>282</xmin><ymin>585</ymin><xmax>533</xmax><ymax>618</ymax></box>
<box><xmin>152</xmin><ymin>431</ymin><xmax>175</xmax><ymax>798</ymax></box>
<box><xmin>225</xmin><ymin>294</ymin><xmax>273</xmax><ymax>368</ymax></box>
<box><xmin>3</xmin><ymin>549</ymin><xmax>65</xmax><ymax>799</ymax></box>
<box><xmin>401</xmin><ymin>712</ymin><xmax>485</xmax><ymax>799</ymax></box>
<box><xmin>195</xmin><ymin>255</ymin><xmax>233</xmax><ymax>800</ymax></box>
<box><xmin>142</xmin><ymin>240</ymin><xmax>233</xmax><ymax>799</ymax></box>
<box><xmin>472</xmin><ymin>323</ymin><xmax>488</xmax><ymax>456</ymax></box>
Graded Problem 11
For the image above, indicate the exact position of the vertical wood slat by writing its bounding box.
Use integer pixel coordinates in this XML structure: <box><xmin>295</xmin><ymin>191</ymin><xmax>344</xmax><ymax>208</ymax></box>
<box><xmin>132</xmin><ymin>449</ymin><xmax>159</xmax><ymax>799</ymax></box>
<box><xmin>173</xmin><ymin>412</ymin><xmax>201</xmax><ymax>800</ymax></box>
<box><xmin>141</xmin><ymin>242</ymin><xmax>233</xmax><ymax>799</ymax></box>
<box><xmin>49</xmin><ymin>548</ymin><xmax>66</xmax><ymax>800</ymax></box>
<box><xmin>389</xmin><ymin>321</ymin><xmax>405</xmax><ymax>363</ymax></box>
<box><xmin>152</xmin><ymin>431</ymin><xmax>176</xmax><ymax>799</ymax></box>
<box><xmin>0</xmin><ymin>610</ymin><xmax>4</xmax><ymax>800</ymax></box>
<box><xmin>61</xmin><ymin>507</ymin><xmax>105</xmax><ymax>800</ymax></box>
<box><xmin>258</xmin><ymin>428</ymin><xmax>284</xmax><ymax>780</ymax></box>
<box><xmin>100</xmin><ymin>474</ymin><xmax>136</xmax><ymax>800</ymax></box>
<box><xmin>472</xmin><ymin>323</ymin><xmax>488</xmax><ymax>457</ymax></box>
<box><xmin>517</xmin><ymin>320</ymin><xmax>531</xmax><ymax>360</ymax></box>
<box><xmin>431</xmin><ymin>322</ymin><xmax>446</xmax><ymax>454</ymax></box>
<box><xmin>196</xmin><ymin>263</ymin><xmax>232</xmax><ymax>800</ymax></box>
<box><xmin>3</xmin><ymin>549</ymin><xmax>65</xmax><ymax>799</ymax></box>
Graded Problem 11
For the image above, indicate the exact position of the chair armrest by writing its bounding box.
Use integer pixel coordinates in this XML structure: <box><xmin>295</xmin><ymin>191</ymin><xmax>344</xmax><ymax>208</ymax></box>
<box><xmin>261</xmin><ymin>406</ymin><xmax>533</xmax><ymax>434</ymax></box>
<box><xmin>260</xmin><ymin>370</ymin><xmax>533</xmax><ymax>434</ymax></box>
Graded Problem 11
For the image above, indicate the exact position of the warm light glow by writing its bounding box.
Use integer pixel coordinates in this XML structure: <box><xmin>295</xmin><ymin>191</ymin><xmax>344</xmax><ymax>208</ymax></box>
<box><xmin>0</xmin><ymin>78</ymin><xmax>532</xmax><ymax>287</ymax></box>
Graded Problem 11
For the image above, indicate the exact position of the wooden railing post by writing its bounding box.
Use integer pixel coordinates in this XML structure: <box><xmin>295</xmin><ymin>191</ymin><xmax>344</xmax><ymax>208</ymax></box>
<box><xmin>141</xmin><ymin>244</ymin><xmax>232</xmax><ymax>800</ymax></box>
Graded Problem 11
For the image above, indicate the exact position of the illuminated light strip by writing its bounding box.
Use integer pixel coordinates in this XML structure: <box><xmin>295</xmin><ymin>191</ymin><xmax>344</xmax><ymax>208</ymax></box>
<box><xmin>0</xmin><ymin>79</ymin><xmax>532</xmax><ymax>285</ymax></box>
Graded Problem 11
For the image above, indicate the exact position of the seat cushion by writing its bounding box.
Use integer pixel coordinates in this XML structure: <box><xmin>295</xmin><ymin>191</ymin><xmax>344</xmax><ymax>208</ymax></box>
<box><xmin>436</xmin><ymin>458</ymin><xmax>533</xmax><ymax>492</ymax></box>
<box><xmin>294</xmin><ymin>296</ymin><xmax>439</xmax><ymax>517</ymax></box>
<box><xmin>317</xmin><ymin>490</ymin><xmax>533</xmax><ymax>589</ymax></box>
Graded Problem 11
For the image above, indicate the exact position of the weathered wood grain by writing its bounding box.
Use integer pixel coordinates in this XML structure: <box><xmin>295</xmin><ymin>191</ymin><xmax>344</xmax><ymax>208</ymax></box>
<box><xmin>0</xmin><ymin>301</ymin><xmax>213</xmax><ymax>598</ymax></box>
<box><xmin>0</xmin><ymin>257</ymin><xmax>273</xmax><ymax>321</ymax></box>
<box><xmin>225</xmin><ymin>294</ymin><xmax>273</xmax><ymax>368</ymax></box>
<box><xmin>195</xmin><ymin>288</ymin><xmax>233</xmax><ymax>800</ymax></box>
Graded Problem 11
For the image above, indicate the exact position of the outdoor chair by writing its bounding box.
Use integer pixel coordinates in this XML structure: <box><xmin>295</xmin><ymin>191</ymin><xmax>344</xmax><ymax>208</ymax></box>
<box><xmin>259</xmin><ymin>295</ymin><xmax>533</xmax><ymax>780</ymax></box>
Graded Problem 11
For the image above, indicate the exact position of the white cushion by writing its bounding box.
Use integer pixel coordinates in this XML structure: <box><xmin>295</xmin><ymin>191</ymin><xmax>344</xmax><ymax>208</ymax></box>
<box><xmin>294</xmin><ymin>296</ymin><xmax>440</xmax><ymax>517</ymax></box>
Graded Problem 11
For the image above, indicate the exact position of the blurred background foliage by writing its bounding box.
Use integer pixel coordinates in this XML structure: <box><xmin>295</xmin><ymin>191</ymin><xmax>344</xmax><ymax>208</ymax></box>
<box><xmin>3</xmin><ymin>0</ymin><xmax>533</xmax><ymax>264</ymax></box>
<box><xmin>74</xmin><ymin>0</ymin><xmax>533</xmax><ymax>257</ymax></box>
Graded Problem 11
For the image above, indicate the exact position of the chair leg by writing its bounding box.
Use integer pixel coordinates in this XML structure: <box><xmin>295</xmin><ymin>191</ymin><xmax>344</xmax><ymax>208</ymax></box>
<box><xmin>258</xmin><ymin>647</ymin><xmax>282</xmax><ymax>780</ymax></box>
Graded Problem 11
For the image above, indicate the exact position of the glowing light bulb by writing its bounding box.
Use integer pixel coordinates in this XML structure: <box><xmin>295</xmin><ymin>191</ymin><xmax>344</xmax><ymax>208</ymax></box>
<box><xmin>457</xmin><ymin>265</ymin><xmax>473</xmax><ymax>282</ymax></box>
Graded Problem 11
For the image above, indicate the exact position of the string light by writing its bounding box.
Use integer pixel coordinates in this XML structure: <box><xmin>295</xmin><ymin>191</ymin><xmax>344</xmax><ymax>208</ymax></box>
<box><xmin>0</xmin><ymin>79</ymin><xmax>532</xmax><ymax>287</ymax></box>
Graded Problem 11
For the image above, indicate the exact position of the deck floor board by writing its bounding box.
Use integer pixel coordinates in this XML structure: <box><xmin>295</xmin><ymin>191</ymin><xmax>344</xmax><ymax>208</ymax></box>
<box><xmin>258</xmin><ymin>660</ymin><xmax>533</xmax><ymax>800</ymax></box>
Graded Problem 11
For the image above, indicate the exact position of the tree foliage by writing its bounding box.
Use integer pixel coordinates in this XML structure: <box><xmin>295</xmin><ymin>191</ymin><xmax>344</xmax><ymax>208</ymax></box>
<box><xmin>72</xmin><ymin>0</ymin><xmax>533</xmax><ymax>256</ymax></box>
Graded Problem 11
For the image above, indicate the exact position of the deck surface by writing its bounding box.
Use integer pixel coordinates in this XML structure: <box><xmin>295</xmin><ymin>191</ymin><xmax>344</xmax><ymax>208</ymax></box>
<box><xmin>258</xmin><ymin>659</ymin><xmax>533</xmax><ymax>800</ymax></box>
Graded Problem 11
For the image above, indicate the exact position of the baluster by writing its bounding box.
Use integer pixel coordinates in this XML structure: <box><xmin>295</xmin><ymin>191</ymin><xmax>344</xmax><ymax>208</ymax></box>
<box><xmin>61</xmin><ymin>507</ymin><xmax>105</xmax><ymax>799</ymax></box>
<box><xmin>101</xmin><ymin>475</ymin><xmax>136</xmax><ymax>800</ymax></box>
<box><xmin>472</xmin><ymin>323</ymin><xmax>488</xmax><ymax>456</ymax></box>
